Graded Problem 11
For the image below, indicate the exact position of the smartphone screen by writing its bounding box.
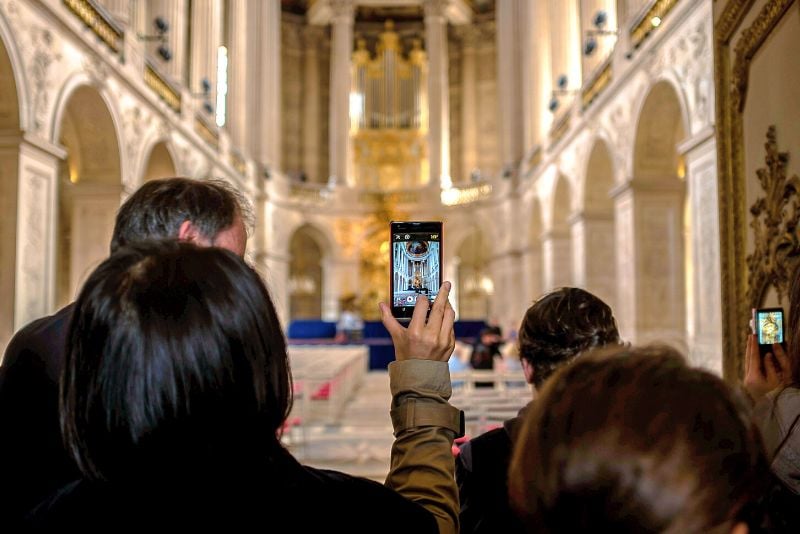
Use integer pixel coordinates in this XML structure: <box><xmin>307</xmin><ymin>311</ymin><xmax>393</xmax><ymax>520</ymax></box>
<box><xmin>390</xmin><ymin>221</ymin><xmax>443</xmax><ymax>320</ymax></box>
<box><xmin>756</xmin><ymin>308</ymin><xmax>784</xmax><ymax>345</ymax></box>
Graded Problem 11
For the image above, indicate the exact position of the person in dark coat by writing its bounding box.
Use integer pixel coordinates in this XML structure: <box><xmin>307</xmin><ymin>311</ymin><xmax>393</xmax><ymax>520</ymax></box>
<box><xmin>0</xmin><ymin>178</ymin><xmax>250</xmax><ymax>525</ymax></box>
<box><xmin>25</xmin><ymin>241</ymin><xmax>461</xmax><ymax>532</ymax></box>
<box><xmin>457</xmin><ymin>287</ymin><xmax>620</xmax><ymax>534</ymax></box>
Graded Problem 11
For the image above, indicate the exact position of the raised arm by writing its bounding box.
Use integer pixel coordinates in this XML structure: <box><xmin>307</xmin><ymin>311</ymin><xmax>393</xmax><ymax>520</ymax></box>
<box><xmin>380</xmin><ymin>282</ymin><xmax>462</xmax><ymax>534</ymax></box>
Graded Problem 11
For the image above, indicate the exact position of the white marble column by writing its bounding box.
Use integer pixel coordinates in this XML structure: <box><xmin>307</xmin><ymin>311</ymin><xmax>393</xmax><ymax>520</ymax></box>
<box><xmin>613</xmin><ymin>181</ymin><xmax>686</xmax><ymax>347</ymax></box>
<box><xmin>570</xmin><ymin>212</ymin><xmax>616</xmax><ymax>309</ymax></box>
<box><xmin>460</xmin><ymin>26</ymin><xmax>479</xmax><ymax>182</ymax></box>
<box><xmin>226</xmin><ymin>0</ymin><xmax>249</xmax><ymax>151</ymax></box>
<box><xmin>250</xmin><ymin>0</ymin><xmax>282</xmax><ymax>168</ymax></box>
<box><xmin>424</xmin><ymin>0</ymin><xmax>450</xmax><ymax>188</ymax></box>
<box><xmin>148</xmin><ymin>0</ymin><xmax>188</xmax><ymax>83</ymax></box>
<box><xmin>302</xmin><ymin>26</ymin><xmax>323</xmax><ymax>183</ymax></box>
<box><xmin>189</xmin><ymin>0</ymin><xmax>222</xmax><ymax>104</ymax></box>
<box><xmin>329</xmin><ymin>0</ymin><xmax>355</xmax><ymax>185</ymax></box>
<box><xmin>14</xmin><ymin>136</ymin><xmax>66</xmax><ymax>330</ymax></box>
<box><xmin>497</xmin><ymin>0</ymin><xmax>523</xmax><ymax>170</ymax></box>
<box><xmin>680</xmin><ymin>130</ymin><xmax>722</xmax><ymax>373</ymax></box>
<box><xmin>542</xmin><ymin>229</ymin><xmax>572</xmax><ymax>290</ymax></box>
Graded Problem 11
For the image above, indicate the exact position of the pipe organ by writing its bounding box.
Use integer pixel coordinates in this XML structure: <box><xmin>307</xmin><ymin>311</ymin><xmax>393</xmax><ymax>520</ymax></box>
<box><xmin>351</xmin><ymin>21</ymin><xmax>428</xmax><ymax>189</ymax></box>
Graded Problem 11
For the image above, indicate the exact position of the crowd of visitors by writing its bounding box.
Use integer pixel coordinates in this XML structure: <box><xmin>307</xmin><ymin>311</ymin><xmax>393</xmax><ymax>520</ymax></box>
<box><xmin>0</xmin><ymin>176</ymin><xmax>798</xmax><ymax>532</ymax></box>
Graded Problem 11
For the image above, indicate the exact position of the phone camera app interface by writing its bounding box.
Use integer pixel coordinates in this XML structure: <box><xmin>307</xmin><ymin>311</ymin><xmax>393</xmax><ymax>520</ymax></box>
<box><xmin>392</xmin><ymin>232</ymin><xmax>441</xmax><ymax>309</ymax></box>
<box><xmin>758</xmin><ymin>311</ymin><xmax>783</xmax><ymax>345</ymax></box>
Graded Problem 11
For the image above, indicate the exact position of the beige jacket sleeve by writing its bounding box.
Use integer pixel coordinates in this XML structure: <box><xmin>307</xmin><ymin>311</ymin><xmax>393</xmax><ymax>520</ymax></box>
<box><xmin>385</xmin><ymin>360</ymin><xmax>461</xmax><ymax>534</ymax></box>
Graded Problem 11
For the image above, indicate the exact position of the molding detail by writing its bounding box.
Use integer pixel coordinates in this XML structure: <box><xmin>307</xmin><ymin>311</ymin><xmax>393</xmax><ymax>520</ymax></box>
<box><xmin>746</xmin><ymin>126</ymin><xmax>800</xmax><ymax>308</ymax></box>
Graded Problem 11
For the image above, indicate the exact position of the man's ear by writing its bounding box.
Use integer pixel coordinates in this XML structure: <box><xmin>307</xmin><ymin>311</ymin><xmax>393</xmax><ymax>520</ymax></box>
<box><xmin>177</xmin><ymin>220</ymin><xmax>209</xmax><ymax>246</ymax></box>
<box><xmin>521</xmin><ymin>358</ymin><xmax>535</xmax><ymax>384</ymax></box>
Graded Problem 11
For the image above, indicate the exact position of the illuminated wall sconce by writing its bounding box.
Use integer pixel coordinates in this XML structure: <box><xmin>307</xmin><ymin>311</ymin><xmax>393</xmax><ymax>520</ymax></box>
<box><xmin>548</xmin><ymin>74</ymin><xmax>579</xmax><ymax>113</ymax></box>
<box><xmin>583</xmin><ymin>10</ymin><xmax>618</xmax><ymax>57</ymax></box>
<box><xmin>138</xmin><ymin>16</ymin><xmax>172</xmax><ymax>62</ymax></box>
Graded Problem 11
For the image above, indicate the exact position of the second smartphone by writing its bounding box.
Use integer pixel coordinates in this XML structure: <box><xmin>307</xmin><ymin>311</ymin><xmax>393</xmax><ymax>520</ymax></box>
<box><xmin>390</xmin><ymin>221</ymin><xmax>443</xmax><ymax>321</ymax></box>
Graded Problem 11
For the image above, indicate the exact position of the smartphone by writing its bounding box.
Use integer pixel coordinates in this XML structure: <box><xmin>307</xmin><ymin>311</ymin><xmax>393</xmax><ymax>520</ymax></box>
<box><xmin>755</xmin><ymin>307</ymin><xmax>785</xmax><ymax>350</ymax></box>
<box><xmin>390</xmin><ymin>221</ymin><xmax>443</xmax><ymax>321</ymax></box>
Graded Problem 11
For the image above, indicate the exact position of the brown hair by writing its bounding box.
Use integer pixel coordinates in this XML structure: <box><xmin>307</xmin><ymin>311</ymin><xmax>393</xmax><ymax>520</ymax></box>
<box><xmin>518</xmin><ymin>287</ymin><xmax>620</xmax><ymax>388</ymax></box>
<box><xmin>786</xmin><ymin>266</ymin><xmax>800</xmax><ymax>384</ymax></box>
<box><xmin>509</xmin><ymin>345</ymin><xmax>768</xmax><ymax>533</ymax></box>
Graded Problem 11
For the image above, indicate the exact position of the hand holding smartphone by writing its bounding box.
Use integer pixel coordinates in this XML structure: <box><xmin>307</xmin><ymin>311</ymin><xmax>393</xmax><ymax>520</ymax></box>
<box><xmin>390</xmin><ymin>221</ymin><xmax>443</xmax><ymax>322</ymax></box>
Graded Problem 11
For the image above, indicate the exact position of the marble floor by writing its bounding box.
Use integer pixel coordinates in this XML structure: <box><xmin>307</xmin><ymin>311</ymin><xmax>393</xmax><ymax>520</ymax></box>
<box><xmin>286</xmin><ymin>372</ymin><xmax>396</xmax><ymax>482</ymax></box>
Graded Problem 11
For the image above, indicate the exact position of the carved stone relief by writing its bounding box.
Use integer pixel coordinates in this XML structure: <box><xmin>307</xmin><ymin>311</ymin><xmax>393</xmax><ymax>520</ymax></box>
<box><xmin>746</xmin><ymin>126</ymin><xmax>800</xmax><ymax>308</ymax></box>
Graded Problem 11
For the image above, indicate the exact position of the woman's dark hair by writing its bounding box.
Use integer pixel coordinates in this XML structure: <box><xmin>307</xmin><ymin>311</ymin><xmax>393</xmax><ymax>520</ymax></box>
<box><xmin>60</xmin><ymin>240</ymin><xmax>291</xmax><ymax>481</ymax></box>
<box><xmin>110</xmin><ymin>177</ymin><xmax>253</xmax><ymax>253</ymax></box>
<box><xmin>518</xmin><ymin>287</ymin><xmax>620</xmax><ymax>387</ymax></box>
<box><xmin>509</xmin><ymin>345</ymin><xmax>769</xmax><ymax>533</ymax></box>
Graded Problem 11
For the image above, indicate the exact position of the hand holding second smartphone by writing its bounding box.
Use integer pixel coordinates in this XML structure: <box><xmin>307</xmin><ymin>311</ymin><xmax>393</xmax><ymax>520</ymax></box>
<box><xmin>743</xmin><ymin>331</ymin><xmax>792</xmax><ymax>402</ymax></box>
<box><xmin>379</xmin><ymin>281</ymin><xmax>455</xmax><ymax>363</ymax></box>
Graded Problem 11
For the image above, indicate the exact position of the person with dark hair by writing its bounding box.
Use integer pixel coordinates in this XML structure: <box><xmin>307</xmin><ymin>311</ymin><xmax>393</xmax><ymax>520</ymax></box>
<box><xmin>509</xmin><ymin>345</ymin><xmax>769</xmax><ymax>533</ymax></box>
<box><xmin>457</xmin><ymin>287</ymin><xmax>620</xmax><ymax>534</ymax></box>
<box><xmin>0</xmin><ymin>177</ymin><xmax>251</xmax><ymax>524</ymax></box>
<box><xmin>25</xmin><ymin>242</ymin><xmax>461</xmax><ymax>532</ymax></box>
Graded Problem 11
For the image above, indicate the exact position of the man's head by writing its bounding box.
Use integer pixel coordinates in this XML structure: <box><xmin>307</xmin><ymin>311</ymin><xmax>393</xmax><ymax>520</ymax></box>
<box><xmin>518</xmin><ymin>287</ymin><xmax>620</xmax><ymax>389</ymax></box>
<box><xmin>479</xmin><ymin>325</ymin><xmax>503</xmax><ymax>346</ymax></box>
<box><xmin>110</xmin><ymin>178</ymin><xmax>253</xmax><ymax>257</ymax></box>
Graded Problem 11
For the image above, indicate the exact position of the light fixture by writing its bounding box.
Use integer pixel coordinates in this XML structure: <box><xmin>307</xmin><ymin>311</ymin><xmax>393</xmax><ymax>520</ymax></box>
<box><xmin>191</xmin><ymin>77</ymin><xmax>214</xmax><ymax>115</ymax></box>
<box><xmin>651</xmin><ymin>16</ymin><xmax>662</xmax><ymax>27</ymax></box>
<box><xmin>548</xmin><ymin>74</ymin><xmax>579</xmax><ymax>113</ymax></box>
<box><xmin>138</xmin><ymin>16</ymin><xmax>172</xmax><ymax>63</ymax></box>
<box><xmin>583</xmin><ymin>10</ymin><xmax>618</xmax><ymax>57</ymax></box>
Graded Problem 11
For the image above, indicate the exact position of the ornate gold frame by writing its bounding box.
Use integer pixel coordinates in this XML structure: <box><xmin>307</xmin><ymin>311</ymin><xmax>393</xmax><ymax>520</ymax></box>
<box><xmin>715</xmin><ymin>0</ymin><xmax>797</xmax><ymax>380</ymax></box>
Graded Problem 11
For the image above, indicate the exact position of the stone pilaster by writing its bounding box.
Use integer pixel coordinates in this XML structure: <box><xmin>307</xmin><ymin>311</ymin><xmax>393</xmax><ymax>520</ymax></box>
<box><xmin>302</xmin><ymin>26</ymin><xmax>324</xmax><ymax>183</ymax></box>
<box><xmin>328</xmin><ymin>0</ymin><xmax>355</xmax><ymax>185</ymax></box>
<box><xmin>424</xmin><ymin>0</ymin><xmax>450</xmax><ymax>188</ymax></box>
<box><xmin>542</xmin><ymin>229</ymin><xmax>572</xmax><ymax>291</ymax></box>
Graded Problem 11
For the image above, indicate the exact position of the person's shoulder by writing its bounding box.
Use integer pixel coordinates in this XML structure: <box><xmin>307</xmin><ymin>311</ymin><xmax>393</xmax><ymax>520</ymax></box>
<box><xmin>300</xmin><ymin>465</ymin><xmax>437</xmax><ymax>531</ymax></box>
<box><xmin>3</xmin><ymin>303</ymin><xmax>75</xmax><ymax>369</ymax></box>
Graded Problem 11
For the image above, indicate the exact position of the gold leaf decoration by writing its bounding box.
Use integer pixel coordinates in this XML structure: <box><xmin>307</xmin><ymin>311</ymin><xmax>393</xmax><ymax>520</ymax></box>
<box><xmin>746</xmin><ymin>126</ymin><xmax>800</xmax><ymax>308</ymax></box>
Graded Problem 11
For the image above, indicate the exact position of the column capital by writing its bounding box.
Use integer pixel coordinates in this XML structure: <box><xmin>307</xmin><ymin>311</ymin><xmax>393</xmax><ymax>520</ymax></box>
<box><xmin>423</xmin><ymin>0</ymin><xmax>449</xmax><ymax>21</ymax></box>
<box><xmin>330</xmin><ymin>0</ymin><xmax>355</xmax><ymax>23</ymax></box>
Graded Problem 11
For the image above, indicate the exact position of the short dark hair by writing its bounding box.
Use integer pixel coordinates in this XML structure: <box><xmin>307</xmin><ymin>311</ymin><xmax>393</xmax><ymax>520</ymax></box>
<box><xmin>60</xmin><ymin>241</ymin><xmax>291</xmax><ymax>481</ymax></box>
<box><xmin>509</xmin><ymin>345</ymin><xmax>768</xmax><ymax>532</ymax></box>
<box><xmin>518</xmin><ymin>287</ymin><xmax>620</xmax><ymax>388</ymax></box>
<box><xmin>110</xmin><ymin>177</ymin><xmax>253</xmax><ymax>253</ymax></box>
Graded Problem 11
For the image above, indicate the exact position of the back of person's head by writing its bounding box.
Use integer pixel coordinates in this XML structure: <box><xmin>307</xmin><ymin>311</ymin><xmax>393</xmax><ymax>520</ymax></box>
<box><xmin>518</xmin><ymin>287</ymin><xmax>619</xmax><ymax>388</ymax></box>
<box><xmin>509</xmin><ymin>345</ymin><xmax>768</xmax><ymax>533</ymax></box>
<box><xmin>60</xmin><ymin>240</ymin><xmax>291</xmax><ymax>482</ymax></box>
<box><xmin>110</xmin><ymin>177</ymin><xmax>252</xmax><ymax>254</ymax></box>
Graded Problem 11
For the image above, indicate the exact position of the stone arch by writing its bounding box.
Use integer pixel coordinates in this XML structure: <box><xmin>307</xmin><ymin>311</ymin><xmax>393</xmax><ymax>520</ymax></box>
<box><xmin>575</xmin><ymin>138</ymin><xmax>616</xmax><ymax>308</ymax></box>
<box><xmin>542</xmin><ymin>173</ymin><xmax>573</xmax><ymax>290</ymax></box>
<box><xmin>288</xmin><ymin>223</ymin><xmax>332</xmax><ymax>321</ymax></box>
<box><xmin>454</xmin><ymin>226</ymin><xmax>492</xmax><ymax>320</ymax></box>
<box><xmin>0</xmin><ymin>19</ymin><xmax>23</xmax><ymax>349</ymax></box>
<box><xmin>621</xmin><ymin>79</ymin><xmax>689</xmax><ymax>347</ymax></box>
<box><xmin>54</xmin><ymin>84</ymin><xmax>123</xmax><ymax>307</ymax></box>
<box><xmin>140</xmin><ymin>139</ymin><xmax>178</xmax><ymax>183</ymax></box>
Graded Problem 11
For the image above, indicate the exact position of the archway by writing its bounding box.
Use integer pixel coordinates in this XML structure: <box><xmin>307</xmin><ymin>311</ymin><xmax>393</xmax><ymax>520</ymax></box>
<box><xmin>624</xmin><ymin>80</ymin><xmax>687</xmax><ymax>345</ymax></box>
<box><xmin>543</xmin><ymin>174</ymin><xmax>573</xmax><ymax>290</ymax></box>
<box><xmin>289</xmin><ymin>225</ymin><xmax>326</xmax><ymax>320</ymax></box>
<box><xmin>56</xmin><ymin>86</ymin><xmax>122</xmax><ymax>307</ymax></box>
<box><xmin>456</xmin><ymin>228</ymin><xmax>492</xmax><ymax>320</ymax></box>
<box><xmin>0</xmin><ymin>31</ymin><xmax>20</xmax><ymax>348</ymax></box>
<box><xmin>576</xmin><ymin>139</ymin><xmax>616</xmax><ymax>308</ymax></box>
<box><xmin>141</xmin><ymin>140</ymin><xmax>177</xmax><ymax>182</ymax></box>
